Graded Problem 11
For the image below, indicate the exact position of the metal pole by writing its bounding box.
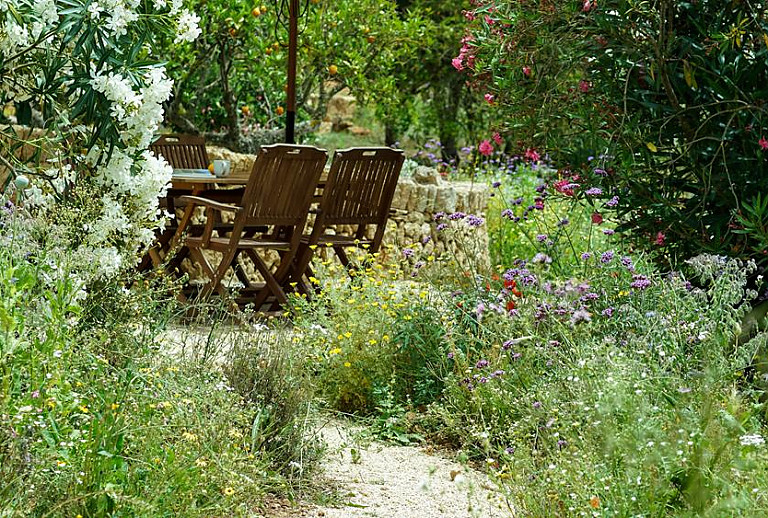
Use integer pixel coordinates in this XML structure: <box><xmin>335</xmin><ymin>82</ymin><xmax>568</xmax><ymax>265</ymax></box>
<box><xmin>285</xmin><ymin>0</ymin><xmax>298</xmax><ymax>143</ymax></box>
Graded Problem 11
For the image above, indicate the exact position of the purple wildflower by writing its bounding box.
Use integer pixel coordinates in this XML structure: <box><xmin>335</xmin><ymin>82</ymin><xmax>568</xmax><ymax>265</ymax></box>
<box><xmin>475</xmin><ymin>359</ymin><xmax>490</xmax><ymax>369</ymax></box>
<box><xmin>413</xmin><ymin>260</ymin><xmax>425</xmax><ymax>269</ymax></box>
<box><xmin>620</xmin><ymin>256</ymin><xmax>634</xmax><ymax>270</ymax></box>
<box><xmin>448</xmin><ymin>211</ymin><xmax>466</xmax><ymax>220</ymax></box>
<box><xmin>466</xmin><ymin>214</ymin><xmax>485</xmax><ymax>227</ymax></box>
<box><xmin>571</xmin><ymin>307</ymin><xmax>592</xmax><ymax>324</ymax></box>
<box><xmin>581</xmin><ymin>252</ymin><xmax>592</xmax><ymax>260</ymax></box>
<box><xmin>501</xmin><ymin>209</ymin><xmax>514</xmax><ymax>219</ymax></box>
<box><xmin>532</xmin><ymin>253</ymin><xmax>552</xmax><ymax>264</ymax></box>
<box><xmin>402</xmin><ymin>248</ymin><xmax>414</xmax><ymax>259</ymax></box>
<box><xmin>601</xmin><ymin>307</ymin><xmax>614</xmax><ymax>317</ymax></box>
<box><xmin>492</xmin><ymin>181</ymin><xmax>501</xmax><ymax>188</ymax></box>
<box><xmin>605</xmin><ymin>195</ymin><xmax>619</xmax><ymax>207</ymax></box>
<box><xmin>594</xmin><ymin>168</ymin><xmax>608</xmax><ymax>176</ymax></box>
<box><xmin>502</xmin><ymin>339</ymin><xmax>514</xmax><ymax>350</ymax></box>
<box><xmin>533</xmin><ymin>401</ymin><xmax>542</xmax><ymax>409</ymax></box>
<box><xmin>536</xmin><ymin>234</ymin><xmax>548</xmax><ymax>242</ymax></box>
<box><xmin>558</xmin><ymin>218</ymin><xmax>570</xmax><ymax>226</ymax></box>
<box><xmin>603</xmin><ymin>229</ymin><xmax>615</xmax><ymax>235</ymax></box>
<box><xmin>585</xmin><ymin>187</ymin><xmax>603</xmax><ymax>196</ymax></box>
<box><xmin>630</xmin><ymin>274</ymin><xmax>651</xmax><ymax>290</ymax></box>
<box><xmin>600</xmin><ymin>250</ymin><xmax>615</xmax><ymax>263</ymax></box>
<box><xmin>434</xmin><ymin>211</ymin><xmax>445</xmax><ymax>220</ymax></box>
<box><xmin>436</xmin><ymin>223</ymin><xmax>448</xmax><ymax>232</ymax></box>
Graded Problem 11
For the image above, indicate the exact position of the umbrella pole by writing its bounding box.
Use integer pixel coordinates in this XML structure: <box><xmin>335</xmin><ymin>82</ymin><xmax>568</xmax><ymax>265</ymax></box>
<box><xmin>285</xmin><ymin>0</ymin><xmax>298</xmax><ymax>143</ymax></box>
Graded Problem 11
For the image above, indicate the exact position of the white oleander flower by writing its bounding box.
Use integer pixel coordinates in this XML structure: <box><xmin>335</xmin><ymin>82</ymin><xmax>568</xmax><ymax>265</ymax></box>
<box><xmin>33</xmin><ymin>0</ymin><xmax>59</xmax><ymax>29</ymax></box>
<box><xmin>175</xmin><ymin>9</ymin><xmax>201</xmax><ymax>44</ymax></box>
<box><xmin>88</xmin><ymin>2</ymin><xmax>104</xmax><ymax>20</ymax></box>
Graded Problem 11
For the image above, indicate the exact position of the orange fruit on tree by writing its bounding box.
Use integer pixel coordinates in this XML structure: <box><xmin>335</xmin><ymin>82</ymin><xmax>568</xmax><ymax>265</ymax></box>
<box><xmin>265</xmin><ymin>47</ymin><xmax>273</xmax><ymax>55</ymax></box>
<box><xmin>367</xmin><ymin>35</ymin><xmax>376</xmax><ymax>43</ymax></box>
<box><xmin>328</xmin><ymin>64</ymin><xmax>338</xmax><ymax>75</ymax></box>
<box><xmin>251</xmin><ymin>7</ymin><xmax>260</xmax><ymax>16</ymax></box>
<box><xmin>260</xmin><ymin>5</ymin><xmax>267</xmax><ymax>12</ymax></box>
<box><xmin>276</xmin><ymin>106</ymin><xmax>285</xmax><ymax>116</ymax></box>
<box><xmin>229</xmin><ymin>28</ymin><xmax>237</xmax><ymax>37</ymax></box>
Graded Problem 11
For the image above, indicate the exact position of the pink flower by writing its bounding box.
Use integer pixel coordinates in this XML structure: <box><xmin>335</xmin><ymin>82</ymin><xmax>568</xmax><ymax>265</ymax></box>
<box><xmin>655</xmin><ymin>231</ymin><xmax>666</xmax><ymax>246</ymax></box>
<box><xmin>492</xmin><ymin>132</ymin><xmax>502</xmax><ymax>145</ymax></box>
<box><xmin>553</xmin><ymin>179</ymin><xmax>575</xmax><ymax>197</ymax></box>
<box><xmin>591</xmin><ymin>212</ymin><xmax>604</xmax><ymax>225</ymax></box>
<box><xmin>484</xmin><ymin>15</ymin><xmax>494</xmax><ymax>25</ymax></box>
<box><xmin>479</xmin><ymin>140</ymin><xmax>493</xmax><ymax>156</ymax></box>
<box><xmin>583</xmin><ymin>0</ymin><xmax>595</xmax><ymax>12</ymax></box>
<box><xmin>524</xmin><ymin>148</ymin><xmax>540</xmax><ymax>162</ymax></box>
<box><xmin>579</xmin><ymin>80</ymin><xmax>591</xmax><ymax>93</ymax></box>
<box><xmin>759</xmin><ymin>136</ymin><xmax>768</xmax><ymax>150</ymax></box>
<box><xmin>522</xmin><ymin>65</ymin><xmax>531</xmax><ymax>78</ymax></box>
<box><xmin>452</xmin><ymin>57</ymin><xmax>464</xmax><ymax>71</ymax></box>
<box><xmin>484</xmin><ymin>93</ymin><xmax>495</xmax><ymax>104</ymax></box>
<box><xmin>463</xmin><ymin>10</ymin><xmax>476</xmax><ymax>21</ymax></box>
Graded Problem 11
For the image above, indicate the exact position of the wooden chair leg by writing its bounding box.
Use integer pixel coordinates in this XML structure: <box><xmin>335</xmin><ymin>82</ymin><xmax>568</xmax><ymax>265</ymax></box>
<box><xmin>246</xmin><ymin>249</ymin><xmax>289</xmax><ymax>309</ymax></box>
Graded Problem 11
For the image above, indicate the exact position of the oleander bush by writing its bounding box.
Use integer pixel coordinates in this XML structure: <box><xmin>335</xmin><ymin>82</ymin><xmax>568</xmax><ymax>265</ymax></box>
<box><xmin>456</xmin><ymin>0</ymin><xmax>768</xmax><ymax>275</ymax></box>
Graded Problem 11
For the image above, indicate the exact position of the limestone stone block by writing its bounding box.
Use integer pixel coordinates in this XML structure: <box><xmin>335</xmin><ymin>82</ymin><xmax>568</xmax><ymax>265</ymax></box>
<box><xmin>435</xmin><ymin>186</ymin><xmax>457</xmax><ymax>213</ymax></box>
<box><xmin>412</xmin><ymin>166</ymin><xmax>441</xmax><ymax>185</ymax></box>
<box><xmin>391</xmin><ymin>181</ymin><xmax>412</xmax><ymax>211</ymax></box>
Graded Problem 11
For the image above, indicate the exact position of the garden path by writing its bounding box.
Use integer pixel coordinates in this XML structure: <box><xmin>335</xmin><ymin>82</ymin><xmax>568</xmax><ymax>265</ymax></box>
<box><xmin>289</xmin><ymin>419</ymin><xmax>512</xmax><ymax>518</ymax></box>
<box><xmin>158</xmin><ymin>327</ymin><xmax>512</xmax><ymax>517</ymax></box>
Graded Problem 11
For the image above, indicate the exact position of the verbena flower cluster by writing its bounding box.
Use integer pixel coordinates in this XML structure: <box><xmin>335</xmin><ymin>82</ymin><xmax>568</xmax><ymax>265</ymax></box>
<box><xmin>0</xmin><ymin>0</ymin><xmax>200</xmax><ymax>279</ymax></box>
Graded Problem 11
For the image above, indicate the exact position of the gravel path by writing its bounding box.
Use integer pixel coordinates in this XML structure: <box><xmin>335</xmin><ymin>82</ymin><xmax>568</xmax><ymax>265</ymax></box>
<box><xmin>295</xmin><ymin>420</ymin><xmax>512</xmax><ymax>518</ymax></box>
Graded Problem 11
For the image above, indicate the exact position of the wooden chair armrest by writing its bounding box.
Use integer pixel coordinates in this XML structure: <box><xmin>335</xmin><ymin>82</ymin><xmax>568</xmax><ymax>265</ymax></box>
<box><xmin>178</xmin><ymin>195</ymin><xmax>243</xmax><ymax>214</ymax></box>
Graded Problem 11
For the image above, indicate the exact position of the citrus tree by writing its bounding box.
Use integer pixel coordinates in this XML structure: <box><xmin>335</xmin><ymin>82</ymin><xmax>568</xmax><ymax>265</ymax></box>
<box><xmin>162</xmin><ymin>0</ymin><xmax>429</xmax><ymax>151</ymax></box>
<box><xmin>1</xmin><ymin>0</ymin><xmax>200</xmax><ymax>278</ymax></box>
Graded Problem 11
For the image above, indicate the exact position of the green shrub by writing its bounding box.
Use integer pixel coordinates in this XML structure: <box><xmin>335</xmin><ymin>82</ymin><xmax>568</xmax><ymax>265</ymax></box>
<box><xmin>457</xmin><ymin>0</ymin><xmax>768</xmax><ymax>274</ymax></box>
<box><xmin>291</xmin><ymin>251</ymin><xmax>450</xmax><ymax>415</ymax></box>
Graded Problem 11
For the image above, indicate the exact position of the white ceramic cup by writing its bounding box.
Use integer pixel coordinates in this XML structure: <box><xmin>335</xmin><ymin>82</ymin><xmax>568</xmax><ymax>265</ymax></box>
<box><xmin>212</xmin><ymin>159</ymin><xmax>231</xmax><ymax>177</ymax></box>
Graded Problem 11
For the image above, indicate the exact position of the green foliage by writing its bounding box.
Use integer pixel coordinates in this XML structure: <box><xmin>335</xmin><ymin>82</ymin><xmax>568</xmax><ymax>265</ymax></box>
<box><xmin>0</xmin><ymin>204</ymin><xmax>317</xmax><ymax>516</ymax></box>
<box><xmin>459</xmin><ymin>0</ymin><xmax>768</xmax><ymax>271</ymax></box>
<box><xmin>291</xmin><ymin>250</ymin><xmax>450</xmax><ymax>415</ymax></box>
<box><xmin>162</xmin><ymin>0</ymin><xmax>430</xmax><ymax>147</ymax></box>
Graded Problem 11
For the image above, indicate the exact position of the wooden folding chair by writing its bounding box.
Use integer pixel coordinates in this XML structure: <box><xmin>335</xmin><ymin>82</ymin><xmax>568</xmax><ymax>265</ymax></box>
<box><xmin>149</xmin><ymin>134</ymin><xmax>210</xmax><ymax>170</ymax></box>
<box><xmin>179</xmin><ymin>144</ymin><xmax>327</xmax><ymax>311</ymax></box>
<box><xmin>290</xmin><ymin>147</ymin><xmax>405</xmax><ymax>295</ymax></box>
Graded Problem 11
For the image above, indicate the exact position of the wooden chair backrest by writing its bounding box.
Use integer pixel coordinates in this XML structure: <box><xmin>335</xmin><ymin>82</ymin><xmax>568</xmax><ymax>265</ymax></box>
<box><xmin>241</xmin><ymin>144</ymin><xmax>327</xmax><ymax>227</ymax></box>
<box><xmin>318</xmin><ymin>147</ymin><xmax>405</xmax><ymax>227</ymax></box>
<box><xmin>149</xmin><ymin>134</ymin><xmax>209</xmax><ymax>169</ymax></box>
